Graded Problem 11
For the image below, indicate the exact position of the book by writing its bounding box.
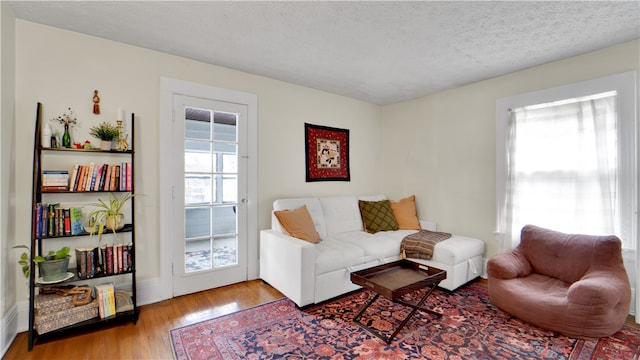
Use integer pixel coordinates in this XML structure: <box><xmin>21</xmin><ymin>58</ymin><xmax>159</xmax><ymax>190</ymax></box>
<box><xmin>116</xmin><ymin>243</ymin><xmax>123</xmax><ymax>273</ymax></box>
<box><xmin>76</xmin><ymin>166</ymin><xmax>87</xmax><ymax>191</ymax></box>
<box><xmin>105</xmin><ymin>244</ymin><xmax>114</xmax><ymax>275</ymax></box>
<box><xmin>48</xmin><ymin>204</ymin><xmax>58</xmax><ymax>237</ymax></box>
<box><xmin>126</xmin><ymin>162</ymin><xmax>132</xmax><ymax>190</ymax></box>
<box><xmin>87</xmin><ymin>163</ymin><xmax>97</xmax><ymax>191</ymax></box>
<box><xmin>35</xmin><ymin>204</ymin><xmax>42</xmax><ymax>238</ymax></box>
<box><xmin>102</xmin><ymin>165</ymin><xmax>111</xmax><ymax>191</ymax></box>
<box><xmin>63</xmin><ymin>208</ymin><xmax>71</xmax><ymax>235</ymax></box>
<box><xmin>93</xmin><ymin>164</ymin><xmax>103</xmax><ymax>191</ymax></box>
<box><xmin>95</xmin><ymin>283</ymin><xmax>116</xmax><ymax>319</ymax></box>
<box><xmin>120</xmin><ymin>162</ymin><xmax>126</xmax><ymax>191</ymax></box>
<box><xmin>114</xmin><ymin>165</ymin><xmax>120</xmax><ymax>191</ymax></box>
<box><xmin>109</xmin><ymin>165</ymin><xmax>118</xmax><ymax>191</ymax></box>
<box><xmin>86</xmin><ymin>247</ymin><xmax>95</xmax><ymax>278</ymax></box>
<box><xmin>94</xmin><ymin>284</ymin><xmax>105</xmax><ymax>318</ymax></box>
<box><xmin>75</xmin><ymin>247</ymin><xmax>88</xmax><ymax>279</ymax></box>
<box><xmin>42</xmin><ymin>170</ymin><xmax>69</xmax><ymax>186</ymax></box>
<box><xmin>127</xmin><ymin>243</ymin><xmax>133</xmax><ymax>271</ymax></box>
<box><xmin>41</xmin><ymin>185</ymin><xmax>69</xmax><ymax>191</ymax></box>
<box><xmin>104</xmin><ymin>285</ymin><xmax>116</xmax><ymax>318</ymax></box>
<box><xmin>69</xmin><ymin>164</ymin><xmax>79</xmax><ymax>191</ymax></box>
<box><xmin>70</xmin><ymin>207</ymin><xmax>84</xmax><ymax>235</ymax></box>
<box><xmin>56</xmin><ymin>208</ymin><xmax>64</xmax><ymax>236</ymax></box>
<box><xmin>96</xmin><ymin>245</ymin><xmax>104</xmax><ymax>276</ymax></box>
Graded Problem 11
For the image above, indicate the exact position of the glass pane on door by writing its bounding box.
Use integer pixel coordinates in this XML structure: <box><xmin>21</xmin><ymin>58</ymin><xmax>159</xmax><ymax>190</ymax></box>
<box><xmin>183</xmin><ymin>107</ymin><xmax>239</xmax><ymax>273</ymax></box>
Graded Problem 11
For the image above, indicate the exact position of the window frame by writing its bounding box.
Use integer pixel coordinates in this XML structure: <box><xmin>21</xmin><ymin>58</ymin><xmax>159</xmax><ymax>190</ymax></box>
<box><xmin>496</xmin><ymin>71</ymin><xmax>637</xmax><ymax>251</ymax></box>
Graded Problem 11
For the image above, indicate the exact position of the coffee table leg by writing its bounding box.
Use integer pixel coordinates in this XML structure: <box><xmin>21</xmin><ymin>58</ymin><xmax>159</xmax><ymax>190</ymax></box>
<box><xmin>353</xmin><ymin>293</ymin><xmax>391</xmax><ymax>343</ymax></box>
<box><xmin>394</xmin><ymin>283</ymin><xmax>443</xmax><ymax>319</ymax></box>
<box><xmin>353</xmin><ymin>284</ymin><xmax>441</xmax><ymax>344</ymax></box>
<box><xmin>387</xmin><ymin>284</ymin><xmax>440</xmax><ymax>341</ymax></box>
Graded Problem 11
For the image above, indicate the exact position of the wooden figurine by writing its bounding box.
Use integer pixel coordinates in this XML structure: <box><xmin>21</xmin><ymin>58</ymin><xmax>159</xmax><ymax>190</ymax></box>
<box><xmin>93</xmin><ymin>90</ymin><xmax>100</xmax><ymax>115</ymax></box>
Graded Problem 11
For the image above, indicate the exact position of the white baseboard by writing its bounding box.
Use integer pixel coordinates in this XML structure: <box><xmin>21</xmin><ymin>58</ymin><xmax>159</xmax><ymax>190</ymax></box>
<box><xmin>1</xmin><ymin>303</ymin><xmax>18</xmax><ymax>358</ymax></box>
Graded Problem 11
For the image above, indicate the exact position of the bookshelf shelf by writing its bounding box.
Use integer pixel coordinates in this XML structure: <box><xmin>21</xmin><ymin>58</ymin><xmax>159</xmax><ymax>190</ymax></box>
<box><xmin>34</xmin><ymin>270</ymin><xmax>134</xmax><ymax>287</ymax></box>
<box><xmin>40</xmin><ymin>146</ymin><xmax>133</xmax><ymax>154</ymax></box>
<box><xmin>27</xmin><ymin>102</ymin><xmax>138</xmax><ymax>350</ymax></box>
<box><xmin>32</xmin><ymin>223</ymin><xmax>133</xmax><ymax>239</ymax></box>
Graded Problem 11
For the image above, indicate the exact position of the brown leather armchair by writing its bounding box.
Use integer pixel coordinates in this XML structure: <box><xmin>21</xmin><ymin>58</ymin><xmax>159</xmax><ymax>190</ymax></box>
<box><xmin>487</xmin><ymin>225</ymin><xmax>631</xmax><ymax>338</ymax></box>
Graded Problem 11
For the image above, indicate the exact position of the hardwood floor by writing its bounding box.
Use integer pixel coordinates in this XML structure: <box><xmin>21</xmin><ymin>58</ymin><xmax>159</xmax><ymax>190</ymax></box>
<box><xmin>3</xmin><ymin>279</ymin><xmax>638</xmax><ymax>359</ymax></box>
<box><xmin>3</xmin><ymin>280</ymin><xmax>284</xmax><ymax>360</ymax></box>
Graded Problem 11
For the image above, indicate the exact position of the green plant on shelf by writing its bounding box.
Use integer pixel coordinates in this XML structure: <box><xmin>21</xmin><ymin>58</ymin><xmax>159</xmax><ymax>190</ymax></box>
<box><xmin>87</xmin><ymin>192</ymin><xmax>134</xmax><ymax>239</ymax></box>
<box><xmin>89</xmin><ymin>121</ymin><xmax>119</xmax><ymax>141</ymax></box>
<box><xmin>13</xmin><ymin>245</ymin><xmax>70</xmax><ymax>278</ymax></box>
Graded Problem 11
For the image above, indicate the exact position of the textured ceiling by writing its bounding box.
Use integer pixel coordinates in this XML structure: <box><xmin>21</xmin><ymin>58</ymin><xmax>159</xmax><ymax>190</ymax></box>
<box><xmin>7</xmin><ymin>1</ymin><xmax>640</xmax><ymax>105</ymax></box>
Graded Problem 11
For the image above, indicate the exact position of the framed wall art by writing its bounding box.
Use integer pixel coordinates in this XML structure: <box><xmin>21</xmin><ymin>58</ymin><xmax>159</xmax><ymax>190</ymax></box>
<box><xmin>305</xmin><ymin>123</ymin><xmax>350</xmax><ymax>182</ymax></box>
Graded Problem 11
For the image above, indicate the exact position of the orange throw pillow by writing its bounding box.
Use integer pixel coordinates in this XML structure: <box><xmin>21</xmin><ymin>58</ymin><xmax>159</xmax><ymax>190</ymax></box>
<box><xmin>274</xmin><ymin>205</ymin><xmax>321</xmax><ymax>243</ymax></box>
<box><xmin>390</xmin><ymin>195</ymin><xmax>421</xmax><ymax>230</ymax></box>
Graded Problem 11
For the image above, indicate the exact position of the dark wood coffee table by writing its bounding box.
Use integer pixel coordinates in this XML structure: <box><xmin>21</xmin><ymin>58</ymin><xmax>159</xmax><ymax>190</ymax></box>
<box><xmin>350</xmin><ymin>259</ymin><xmax>446</xmax><ymax>343</ymax></box>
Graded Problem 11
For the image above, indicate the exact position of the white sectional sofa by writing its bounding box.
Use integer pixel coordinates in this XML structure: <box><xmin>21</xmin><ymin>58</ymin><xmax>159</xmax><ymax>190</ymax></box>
<box><xmin>259</xmin><ymin>195</ymin><xmax>485</xmax><ymax>307</ymax></box>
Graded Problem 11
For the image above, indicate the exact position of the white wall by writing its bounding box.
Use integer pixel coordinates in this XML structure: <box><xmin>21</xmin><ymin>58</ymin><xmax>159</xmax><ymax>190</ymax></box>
<box><xmin>12</xmin><ymin>20</ymin><xmax>382</xmax><ymax>305</ymax></box>
<box><xmin>0</xmin><ymin>2</ymin><xmax>17</xmax><ymax>355</ymax></box>
<box><xmin>380</xmin><ymin>39</ymin><xmax>640</xmax><ymax>259</ymax></box>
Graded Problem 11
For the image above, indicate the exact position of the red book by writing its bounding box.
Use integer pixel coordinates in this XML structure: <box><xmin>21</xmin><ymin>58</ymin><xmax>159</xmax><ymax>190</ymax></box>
<box><xmin>116</xmin><ymin>244</ymin><xmax>123</xmax><ymax>273</ymax></box>
<box><xmin>126</xmin><ymin>162</ymin><xmax>132</xmax><ymax>190</ymax></box>
<box><xmin>63</xmin><ymin>208</ymin><xmax>71</xmax><ymax>235</ymax></box>
<box><xmin>105</xmin><ymin>245</ymin><xmax>114</xmax><ymax>274</ymax></box>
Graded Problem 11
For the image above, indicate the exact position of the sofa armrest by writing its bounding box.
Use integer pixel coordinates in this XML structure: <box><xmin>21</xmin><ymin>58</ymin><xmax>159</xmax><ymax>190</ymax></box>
<box><xmin>259</xmin><ymin>229</ymin><xmax>317</xmax><ymax>307</ymax></box>
<box><xmin>420</xmin><ymin>220</ymin><xmax>437</xmax><ymax>231</ymax></box>
<box><xmin>487</xmin><ymin>249</ymin><xmax>532</xmax><ymax>280</ymax></box>
<box><xmin>568</xmin><ymin>270</ymin><xmax>631</xmax><ymax>306</ymax></box>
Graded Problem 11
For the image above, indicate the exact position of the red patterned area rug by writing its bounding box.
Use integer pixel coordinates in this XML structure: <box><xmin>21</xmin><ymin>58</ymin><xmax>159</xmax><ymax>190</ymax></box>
<box><xmin>169</xmin><ymin>284</ymin><xmax>639</xmax><ymax>359</ymax></box>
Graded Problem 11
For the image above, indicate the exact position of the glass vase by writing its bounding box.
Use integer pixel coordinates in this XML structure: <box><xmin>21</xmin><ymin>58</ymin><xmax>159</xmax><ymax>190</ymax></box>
<box><xmin>62</xmin><ymin>124</ymin><xmax>71</xmax><ymax>148</ymax></box>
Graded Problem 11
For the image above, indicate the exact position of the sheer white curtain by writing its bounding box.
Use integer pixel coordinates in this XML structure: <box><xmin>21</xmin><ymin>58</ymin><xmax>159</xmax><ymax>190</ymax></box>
<box><xmin>498</xmin><ymin>92</ymin><xmax>620</xmax><ymax>250</ymax></box>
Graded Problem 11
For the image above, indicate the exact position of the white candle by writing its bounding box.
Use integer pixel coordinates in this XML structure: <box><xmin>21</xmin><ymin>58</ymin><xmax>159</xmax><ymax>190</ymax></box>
<box><xmin>117</xmin><ymin>108</ymin><xmax>124</xmax><ymax>120</ymax></box>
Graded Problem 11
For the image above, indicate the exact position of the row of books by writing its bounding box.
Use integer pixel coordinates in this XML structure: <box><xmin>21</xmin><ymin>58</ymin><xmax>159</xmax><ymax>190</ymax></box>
<box><xmin>47</xmin><ymin>162</ymin><xmax>132</xmax><ymax>192</ymax></box>
<box><xmin>33</xmin><ymin>203</ymin><xmax>84</xmax><ymax>238</ymax></box>
<box><xmin>69</xmin><ymin>162</ymin><xmax>132</xmax><ymax>192</ymax></box>
<box><xmin>94</xmin><ymin>283</ymin><xmax>116</xmax><ymax>319</ymax></box>
<box><xmin>75</xmin><ymin>243</ymin><xmax>133</xmax><ymax>280</ymax></box>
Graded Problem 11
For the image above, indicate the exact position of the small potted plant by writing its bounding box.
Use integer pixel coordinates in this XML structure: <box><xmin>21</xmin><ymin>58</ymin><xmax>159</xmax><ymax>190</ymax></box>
<box><xmin>89</xmin><ymin>121</ymin><xmax>119</xmax><ymax>150</ymax></box>
<box><xmin>14</xmin><ymin>245</ymin><xmax>71</xmax><ymax>282</ymax></box>
<box><xmin>87</xmin><ymin>192</ymin><xmax>134</xmax><ymax>238</ymax></box>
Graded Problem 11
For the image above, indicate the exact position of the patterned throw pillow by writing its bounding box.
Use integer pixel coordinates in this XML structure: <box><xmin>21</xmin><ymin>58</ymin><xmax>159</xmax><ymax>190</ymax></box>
<box><xmin>359</xmin><ymin>200</ymin><xmax>399</xmax><ymax>234</ymax></box>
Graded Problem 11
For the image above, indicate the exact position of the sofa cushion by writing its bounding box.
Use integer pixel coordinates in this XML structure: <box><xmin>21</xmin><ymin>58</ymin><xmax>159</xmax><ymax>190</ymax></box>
<box><xmin>359</xmin><ymin>200</ymin><xmax>398</xmax><ymax>233</ymax></box>
<box><xmin>273</xmin><ymin>198</ymin><xmax>327</xmax><ymax>238</ymax></box>
<box><xmin>390</xmin><ymin>195</ymin><xmax>421</xmax><ymax>230</ymax></box>
<box><xmin>315</xmin><ymin>239</ymin><xmax>365</xmax><ymax>275</ymax></box>
<box><xmin>274</xmin><ymin>205</ymin><xmax>321</xmax><ymax>243</ymax></box>
<box><xmin>332</xmin><ymin>230</ymin><xmax>416</xmax><ymax>262</ymax></box>
<box><xmin>320</xmin><ymin>196</ymin><xmax>363</xmax><ymax>235</ymax></box>
<box><xmin>430</xmin><ymin>235</ymin><xmax>485</xmax><ymax>265</ymax></box>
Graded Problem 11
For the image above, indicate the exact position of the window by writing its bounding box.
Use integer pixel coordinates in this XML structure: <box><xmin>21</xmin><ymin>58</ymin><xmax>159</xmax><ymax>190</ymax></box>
<box><xmin>496</xmin><ymin>72</ymin><xmax>637</xmax><ymax>251</ymax></box>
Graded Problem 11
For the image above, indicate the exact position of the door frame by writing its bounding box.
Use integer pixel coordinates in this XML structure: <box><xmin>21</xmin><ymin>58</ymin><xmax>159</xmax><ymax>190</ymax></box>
<box><xmin>159</xmin><ymin>77</ymin><xmax>258</xmax><ymax>300</ymax></box>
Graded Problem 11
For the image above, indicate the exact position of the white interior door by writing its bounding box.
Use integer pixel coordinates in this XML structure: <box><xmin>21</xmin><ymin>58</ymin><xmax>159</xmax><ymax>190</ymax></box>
<box><xmin>172</xmin><ymin>94</ymin><xmax>248</xmax><ymax>297</ymax></box>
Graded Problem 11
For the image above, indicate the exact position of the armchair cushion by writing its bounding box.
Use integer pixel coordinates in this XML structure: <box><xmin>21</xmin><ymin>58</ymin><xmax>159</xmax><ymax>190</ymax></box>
<box><xmin>486</xmin><ymin>249</ymin><xmax>532</xmax><ymax>279</ymax></box>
